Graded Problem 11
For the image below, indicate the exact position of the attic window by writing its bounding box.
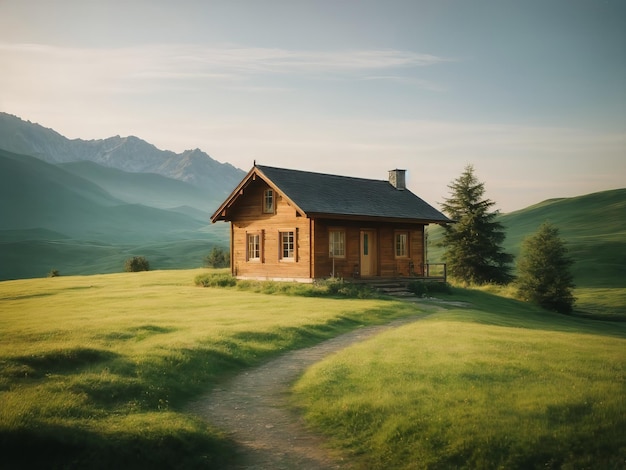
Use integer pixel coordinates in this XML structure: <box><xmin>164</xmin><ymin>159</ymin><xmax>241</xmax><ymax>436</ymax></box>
<box><xmin>263</xmin><ymin>189</ymin><xmax>274</xmax><ymax>213</ymax></box>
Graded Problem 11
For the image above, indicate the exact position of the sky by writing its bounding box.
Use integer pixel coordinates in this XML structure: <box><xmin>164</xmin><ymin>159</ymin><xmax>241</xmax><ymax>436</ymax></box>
<box><xmin>1</xmin><ymin>0</ymin><xmax>624</xmax><ymax>213</ymax></box>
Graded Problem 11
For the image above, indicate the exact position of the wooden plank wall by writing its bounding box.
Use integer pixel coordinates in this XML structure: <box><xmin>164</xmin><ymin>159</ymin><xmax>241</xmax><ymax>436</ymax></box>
<box><xmin>226</xmin><ymin>177</ymin><xmax>427</xmax><ymax>280</ymax></box>
<box><xmin>230</xmin><ymin>179</ymin><xmax>311</xmax><ymax>279</ymax></box>
<box><xmin>312</xmin><ymin>219</ymin><xmax>425</xmax><ymax>279</ymax></box>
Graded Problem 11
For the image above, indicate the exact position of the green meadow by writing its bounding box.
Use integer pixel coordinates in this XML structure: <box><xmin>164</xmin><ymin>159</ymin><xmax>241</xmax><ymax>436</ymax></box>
<box><xmin>1</xmin><ymin>269</ymin><xmax>625</xmax><ymax>468</ymax></box>
<box><xmin>292</xmin><ymin>291</ymin><xmax>626</xmax><ymax>469</ymax></box>
<box><xmin>0</xmin><ymin>269</ymin><xmax>418</xmax><ymax>468</ymax></box>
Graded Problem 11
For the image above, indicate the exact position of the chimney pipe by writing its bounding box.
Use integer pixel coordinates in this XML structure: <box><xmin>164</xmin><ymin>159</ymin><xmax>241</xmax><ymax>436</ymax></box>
<box><xmin>388</xmin><ymin>169</ymin><xmax>406</xmax><ymax>190</ymax></box>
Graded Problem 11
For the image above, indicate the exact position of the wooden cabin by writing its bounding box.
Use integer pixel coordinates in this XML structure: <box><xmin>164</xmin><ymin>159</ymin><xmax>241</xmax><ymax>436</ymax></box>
<box><xmin>211</xmin><ymin>164</ymin><xmax>451</xmax><ymax>281</ymax></box>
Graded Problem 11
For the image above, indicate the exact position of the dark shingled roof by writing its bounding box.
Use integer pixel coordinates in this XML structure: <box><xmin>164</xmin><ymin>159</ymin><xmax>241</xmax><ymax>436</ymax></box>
<box><xmin>255</xmin><ymin>165</ymin><xmax>451</xmax><ymax>223</ymax></box>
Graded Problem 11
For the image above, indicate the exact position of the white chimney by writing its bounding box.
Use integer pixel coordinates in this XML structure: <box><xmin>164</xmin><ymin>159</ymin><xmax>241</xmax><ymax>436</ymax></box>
<box><xmin>388</xmin><ymin>169</ymin><xmax>406</xmax><ymax>190</ymax></box>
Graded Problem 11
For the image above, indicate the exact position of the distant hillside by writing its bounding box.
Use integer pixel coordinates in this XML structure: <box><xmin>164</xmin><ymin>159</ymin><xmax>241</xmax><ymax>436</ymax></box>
<box><xmin>0</xmin><ymin>149</ymin><xmax>205</xmax><ymax>241</ymax></box>
<box><xmin>0</xmin><ymin>112</ymin><xmax>245</xmax><ymax>197</ymax></box>
<box><xmin>0</xmin><ymin>148</ymin><xmax>228</xmax><ymax>280</ymax></box>
<box><xmin>427</xmin><ymin>188</ymin><xmax>626</xmax><ymax>288</ymax></box>
<box><xmin>59</xmin><ymin>161</ymin><xmax>220</xmax><ymax>217</ymax></box>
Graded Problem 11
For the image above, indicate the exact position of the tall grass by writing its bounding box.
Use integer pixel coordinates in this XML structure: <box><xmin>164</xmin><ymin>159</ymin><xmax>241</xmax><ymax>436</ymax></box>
<box><xmin>0</xmin><ymin>269</ymin><xmax>420</xmax><ymax>468</ymax></box>
<box><xmin>292</xmin><ymin>291</ymin><xmax>626</xmax><ymax>469</ymax></box>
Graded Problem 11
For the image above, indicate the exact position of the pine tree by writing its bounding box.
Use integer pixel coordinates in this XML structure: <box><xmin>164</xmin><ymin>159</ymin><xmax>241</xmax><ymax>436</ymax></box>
<box><xmin>440</xmin><ymin>165</ymin><xmax>513</xmax><ymax>285</ymax></box>
<box><xmin>205</xmin><ymin>246</ymin><xmax>230</xmax><ymax>268</ymax></box>
<box><xmin>516</xmin><ymin>222</ymin><xmax>576</xmax><ymax>314</ymax></box>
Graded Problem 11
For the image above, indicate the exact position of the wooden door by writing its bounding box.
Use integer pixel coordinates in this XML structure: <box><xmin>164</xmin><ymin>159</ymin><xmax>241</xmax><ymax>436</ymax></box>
<box><xmin>360</xmin><ymin>230</ymin><xmax>377</xmax><ymax>277</ymax></box>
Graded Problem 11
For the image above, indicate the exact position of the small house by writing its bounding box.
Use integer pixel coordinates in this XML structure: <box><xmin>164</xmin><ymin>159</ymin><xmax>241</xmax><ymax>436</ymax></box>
<box><xmin>211</xmin><ymin>164</ymin><xmax>451</xmax><ymax>281</ymax></box>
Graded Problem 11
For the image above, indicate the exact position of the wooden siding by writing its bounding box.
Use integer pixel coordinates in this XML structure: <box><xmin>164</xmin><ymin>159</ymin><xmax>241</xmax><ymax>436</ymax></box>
<box><xmin>311</xmin><ymin>219</ymin><xmax>425</xmax><ymax>279</ymax></box>
<box><xmin>225</xmin><ymin>178</ymin><xmax>428</xmax><ymax>280</ymax></box>
<box><xmin>229</xmin><ymin>178</ymin><xmax>311</xmax><ymax>279</ymax></box>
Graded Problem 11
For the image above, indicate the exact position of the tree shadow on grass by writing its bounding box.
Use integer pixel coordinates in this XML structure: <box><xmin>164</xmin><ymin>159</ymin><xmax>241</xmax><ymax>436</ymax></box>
<box><xmin>0</xmin><ymin>422</ymin><xmax>234</xmax><ymax>470</ymax></box>
<box><xmin>432</xmin><ymin>287</ymin><xmax>626</xmax><ymax>339</ymax></box>
<box><xmin>2</xmin><ymin>348</ymin><xmax>119</xmax><ymax>379</ymax></box>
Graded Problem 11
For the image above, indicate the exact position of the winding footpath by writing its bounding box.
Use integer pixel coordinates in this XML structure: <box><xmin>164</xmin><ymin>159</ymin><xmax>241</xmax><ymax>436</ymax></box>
<box><xmin>188</xmin><ymin>310</ymin><xmax>437</xmax><ymax>469</ymax></box>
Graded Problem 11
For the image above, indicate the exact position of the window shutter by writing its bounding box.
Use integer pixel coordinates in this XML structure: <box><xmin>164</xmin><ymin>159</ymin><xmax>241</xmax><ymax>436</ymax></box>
<box><xmin>294</xmin><ymin>227</ymin><xmax>298</xmax><ymax>262</ymax></box>
<box><xmin>245</xmin><ymin>231</ymin><xmax>249</xmax><ymax>261</ymax></box>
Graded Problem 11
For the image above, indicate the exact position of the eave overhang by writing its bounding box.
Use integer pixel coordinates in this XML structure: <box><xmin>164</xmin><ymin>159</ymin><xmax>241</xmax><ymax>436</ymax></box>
<box><xmin>306</xmin><ymin>212</ymin><xmax>451</xmax><ymax>225</ymax></box>
<box><xmin>210</xmin><ymin>166</ymin><xmax>308</xmax><ymax>223</ymax></box>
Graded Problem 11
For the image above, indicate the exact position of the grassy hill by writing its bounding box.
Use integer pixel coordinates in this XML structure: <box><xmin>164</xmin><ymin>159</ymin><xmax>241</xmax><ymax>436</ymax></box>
<box><xmin>427</xmin><ymin>188</ymin><xmax>626</xmax><ymax>289</ymax></box>
<box><xmin>0</xmin><ymin>148</ymin><xmax>229</xmax><ymax>280</ymax></box>
<box><xmin>1</xmin><ymin>269</ymin><xmax>623</xmax><ymax>468</ymax></box>
<box><xmin>294</xmin><ymin>287</ymin><xmax>626</xmax><ymax>469</ymax></box>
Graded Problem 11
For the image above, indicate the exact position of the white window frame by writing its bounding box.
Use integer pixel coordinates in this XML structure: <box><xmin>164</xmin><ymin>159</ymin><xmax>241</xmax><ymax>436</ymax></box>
<box><xmin>279</xmin><ymin>229</ymin><xmax>296</xmax><ymax>261</ymax></box>
<box><xmin>247</xmin><ymin>232</ymin><xmax>262</xmax><ymax>262</ymax></box>
<box><xmin>395</xmin><ymin>231</ymin><xmax>409</xmax><ymax>258</ymax></box>
<box><xmin>329</xmin><ymin>229</ymin><xmax>346</xmax><ymax>259</ymax></box>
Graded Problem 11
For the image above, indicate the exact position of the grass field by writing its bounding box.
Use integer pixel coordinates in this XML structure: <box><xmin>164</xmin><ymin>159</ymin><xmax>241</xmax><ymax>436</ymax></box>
<box><xmin>0</xmin><ymin>269</ymin><xmax>420</xmax><ymax>468</ymax></box>
<box><xmin>292</xmin><ymin>290</ymin><xmax>626</xmax><ymax>469</ymax></box>
<box><xmin>2</xmin><ymin>269</ymin><xmax>625</xmax><ymax>468</ymax></box>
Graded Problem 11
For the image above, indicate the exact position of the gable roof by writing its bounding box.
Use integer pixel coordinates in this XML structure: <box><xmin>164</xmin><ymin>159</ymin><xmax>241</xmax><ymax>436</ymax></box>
<box><xmin>211</xmin><ymin>164</ymin><xmax>451</xmax><ymax>224</ymax></box>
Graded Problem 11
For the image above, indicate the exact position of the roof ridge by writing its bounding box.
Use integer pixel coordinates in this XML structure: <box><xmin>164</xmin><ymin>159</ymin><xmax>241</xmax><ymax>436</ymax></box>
<box><xmin>256</xmin><ymin>164</ymin><xmax>387</xmax><ymax>184</ymax></box>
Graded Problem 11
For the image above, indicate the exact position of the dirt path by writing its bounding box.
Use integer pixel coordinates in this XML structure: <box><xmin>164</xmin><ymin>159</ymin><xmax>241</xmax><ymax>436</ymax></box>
<box><xmin>188</xmin><ymin>310</ymin><xmax>436</xmax><ymax>469</ymax></box>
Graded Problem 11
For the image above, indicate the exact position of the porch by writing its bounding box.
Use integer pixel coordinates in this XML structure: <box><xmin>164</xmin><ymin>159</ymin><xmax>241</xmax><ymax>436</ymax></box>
<box><xmin>348</xmin><ymin>263</ymin><xmax>447</xmax><ymax>283</ymax></box>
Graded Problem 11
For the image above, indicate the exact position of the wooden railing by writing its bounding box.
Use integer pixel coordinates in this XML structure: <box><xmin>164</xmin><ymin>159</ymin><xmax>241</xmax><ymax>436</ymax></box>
<box><xmin>410</xmin><ymin>262</ymin><xmax>447</xmax><ymax>282</ymax></box>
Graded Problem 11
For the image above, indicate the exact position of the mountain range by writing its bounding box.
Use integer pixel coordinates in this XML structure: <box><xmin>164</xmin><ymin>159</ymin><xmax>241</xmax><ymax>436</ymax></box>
<box><xmin>0</xmin><ymin>113</ymin><xmax>243</xmax><ymax>280</ymax></box>
<box><xmin>0</xmin><ymin>112</ymin><xmax>245</xmax><ymax>195</ymax></box>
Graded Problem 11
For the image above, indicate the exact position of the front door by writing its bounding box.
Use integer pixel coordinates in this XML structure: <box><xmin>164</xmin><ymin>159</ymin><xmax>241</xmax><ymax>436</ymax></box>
<box><xmin>360</xmin><ymin>230</ymin><xmax>377</xmax><ymax>277</ymax></box>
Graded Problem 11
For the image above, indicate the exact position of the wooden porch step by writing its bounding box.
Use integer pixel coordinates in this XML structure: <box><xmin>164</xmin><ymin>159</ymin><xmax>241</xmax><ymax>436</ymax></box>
<box><xmin>361</xmin><ymin>280</ymin><xmax>417</xmax><ymax>298</ymax></box>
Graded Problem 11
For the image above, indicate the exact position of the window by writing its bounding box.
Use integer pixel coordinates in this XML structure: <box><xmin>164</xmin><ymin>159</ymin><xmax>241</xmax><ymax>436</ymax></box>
<box><xmin>395</xmin><ymin>232</ymin><xmax>408</xmax><ymax>258</ymax></box>
<box><xmin>263</xmin><ymin>189</ymin><xmax>274</xmax><ymax>213</ymax></box>
<box><xmin>280</xmin><ymin>230</ymin><xmax>295</xmax><ymax>260</ymax></box>
<box><xmin>329</xmin><ymin>229</ymin><xmax>345</xmax><ymax>258</ymax></box>
<box><xmin>247</xmin><ymin>233</ymin><xmax>261</xmax><ymax>261</ymax></box>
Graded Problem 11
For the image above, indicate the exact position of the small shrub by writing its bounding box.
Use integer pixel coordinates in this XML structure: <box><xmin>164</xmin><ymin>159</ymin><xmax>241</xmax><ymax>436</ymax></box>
<box><xmin>195</xmin><ymin>275</ymin><xmax>379</xmax><ymax>299</ymax></box>
<box><xmin>315</xmin><ymin>278</ymin><xmax>379</xmax><ymax>299</ymax></box>
<box><xmin>47</xmin><ymin>269</ymin><xmax>60</xmax><ymax>278</ymax></box>
<box><xmin>194</xmin><ymin>273</ymin><xmax>237</xmax><ymax>287</ymax></box>
<box><xmin>124</xmin><ymin>256</ymin><xmax>150</xmax><ymax>273</ymax></box>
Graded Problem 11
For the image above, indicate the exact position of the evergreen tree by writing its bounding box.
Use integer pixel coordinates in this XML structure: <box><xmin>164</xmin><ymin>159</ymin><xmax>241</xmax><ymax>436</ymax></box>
<box><xmin>440</xmin><ymin>165</ymin><xmax>513</xmax><ymax>285</ymax></box>
<box><xmin>205</xmin><ymin>246</ymin><xmax>230</xmax><ymax>268</ymax></box>
<box><xmin>516</xmin><ymin>222</ymin><xmax>576</xmax><ymax>314</ymax></box>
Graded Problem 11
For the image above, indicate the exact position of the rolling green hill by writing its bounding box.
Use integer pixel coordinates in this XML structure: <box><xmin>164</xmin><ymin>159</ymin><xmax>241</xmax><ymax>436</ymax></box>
<box><xmin>0</xmin><ymin>148</ymin><xmax>229</xmax><ymax>280</ymax></box>
<box><xmin>501</xmin><ymin>189</ymin><xmax>626</xmax><ymax>288</ymax></box>
<box><xmin>427</xmin><ymin>188</ymin><xmax>626</xmax><ymax>288</ymax></box>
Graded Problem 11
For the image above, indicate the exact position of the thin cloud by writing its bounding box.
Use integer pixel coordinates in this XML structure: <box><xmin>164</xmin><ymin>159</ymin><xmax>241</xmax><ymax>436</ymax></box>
<box><xmin>1</xmin><ymin>42</ymin><xmax>451</xmax><ymax>83</ymax></box>
<box><xmin>360</xmin><ymin>75</ymin><xmax>446</xmax><ymax>91</ymax></box>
